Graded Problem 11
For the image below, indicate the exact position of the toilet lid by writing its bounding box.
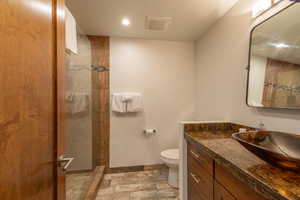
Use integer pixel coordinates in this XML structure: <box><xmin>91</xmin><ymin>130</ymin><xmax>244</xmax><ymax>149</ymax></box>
<box><xmin>161</xmin><ymin>149</ymin><xmax>179</xmax><ymax>160</ymax></box>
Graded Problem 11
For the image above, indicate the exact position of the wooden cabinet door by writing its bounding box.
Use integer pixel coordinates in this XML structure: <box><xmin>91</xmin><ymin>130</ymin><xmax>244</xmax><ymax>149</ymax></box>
<box><xmin>188</xmin><ymin>146</ymin><xmax>214</xmax><ymax>200</ymax></box>
<box><xmin>0</xmin><ymin>0</ymin><xmax>65</xmax><ymax>199</ymax></box>
<box><xmin>188</xmin><ymin>144</ymin><xmax>214</xmax><ymax>176</ymax></box>
<box><xmin>215</xmin><ymin>164</ymin><xmax>268</xmax><ymax>200</ymax></box>
<box><xmin>188</xmin><ymin>174</ymin><xmax>205</xmax><ymax>200</ymax></box>
<box><xmin>214</xmin><ymin>181</ymin><xmax>236</xmax><ymax>200</ymax></box>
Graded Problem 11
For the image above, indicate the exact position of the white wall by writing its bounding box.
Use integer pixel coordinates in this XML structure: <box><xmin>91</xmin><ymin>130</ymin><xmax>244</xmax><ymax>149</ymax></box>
<box><xmin>248</xmin><ymin>55</ymin><xmax>267</xmax><ymax>107</ymax></box>
<box><xmin>195</xmin><ymin>0</ymin><xmax>300</xmax><ymax>134</ymax></box>
<box><xmin>110</xmin><ymin>37</ymin><xmax>196</xmax><ymax>167</ymax></box>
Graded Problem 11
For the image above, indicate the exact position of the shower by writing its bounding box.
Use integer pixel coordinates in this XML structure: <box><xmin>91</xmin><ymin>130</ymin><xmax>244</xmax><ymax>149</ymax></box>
<box><xmin>65</xmin><ymin>29</ymin><xmax>110</xmax><ymax>200</ymax></box>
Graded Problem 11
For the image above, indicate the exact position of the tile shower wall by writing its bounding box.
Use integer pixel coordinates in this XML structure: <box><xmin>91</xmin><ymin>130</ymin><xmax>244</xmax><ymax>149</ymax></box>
<box><xmin>89</xmin><ymin>36</ymin><xmax>110</xmax><ymax>169</ymax></box>
<box><xmin>65</xmin><ymin>34</ymin><xmax>93</xmax><ymax>171</ymax></box>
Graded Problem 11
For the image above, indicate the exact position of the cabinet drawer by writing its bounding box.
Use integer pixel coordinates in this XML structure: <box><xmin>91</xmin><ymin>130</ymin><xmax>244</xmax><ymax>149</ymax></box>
<box><xmin>214</xmin><ymin>181</ymin><xmax>236</xmax><ymax>200</ymax></box>
<box><xmin>188</xmin><ymin>143</ymin><xmax>214</xmax><ymax>175</ymax></box>
<box><xmin>188</xmin><ymin>155</ymin><xmax>213</xmax><ymax>200</ymax></box>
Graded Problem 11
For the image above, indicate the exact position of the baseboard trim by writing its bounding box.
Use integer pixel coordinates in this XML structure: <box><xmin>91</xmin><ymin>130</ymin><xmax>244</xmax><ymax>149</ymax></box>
<box><xmin>66</xmin><ymin>169</ymin><xmax>93</xmax><ymax>174</ymax></box>
<box><xmin>106</xmin><ymin>164</ymin><xmax>167</xmax><ymax>174</ymax></box>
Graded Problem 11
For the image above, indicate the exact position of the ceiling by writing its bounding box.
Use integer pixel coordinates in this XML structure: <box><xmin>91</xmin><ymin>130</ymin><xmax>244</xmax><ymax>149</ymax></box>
<box><xmin>66</xmin><ymin>0</ymin><xmax>239</xmax><ymax>41</ymax></box>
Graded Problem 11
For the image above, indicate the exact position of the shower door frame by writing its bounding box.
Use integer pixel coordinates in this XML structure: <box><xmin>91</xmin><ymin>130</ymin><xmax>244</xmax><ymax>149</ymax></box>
<box><xmin>55</xmin><ymin>0</ymin><xmax>67</xmax><ymax>199</ymax></box>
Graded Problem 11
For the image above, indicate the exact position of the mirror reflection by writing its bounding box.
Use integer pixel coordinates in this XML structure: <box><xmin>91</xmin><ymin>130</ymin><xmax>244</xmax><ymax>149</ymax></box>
<box><xmin>248</xmin><ymin>4</ymin><xmax>300</xmax><ymax>109</ymax></box>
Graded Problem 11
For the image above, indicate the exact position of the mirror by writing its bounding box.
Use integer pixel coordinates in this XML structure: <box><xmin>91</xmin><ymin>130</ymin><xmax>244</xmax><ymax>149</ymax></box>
<box><xmin>247</xmin><ymin>3</ymin><xmax>300</xmax><ymax>109</ymax></box>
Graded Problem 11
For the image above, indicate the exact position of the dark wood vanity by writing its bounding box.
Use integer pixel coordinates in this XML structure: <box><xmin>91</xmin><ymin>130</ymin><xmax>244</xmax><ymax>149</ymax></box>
<box><xmin>184</xmin><ymin>122</ymin><xmax>300</xmax><ymax>200</ymax></box>
<box><xmin>187</xmin><ymin>142</ymin><xmax>267</xmax><ymax>200</ymax></box>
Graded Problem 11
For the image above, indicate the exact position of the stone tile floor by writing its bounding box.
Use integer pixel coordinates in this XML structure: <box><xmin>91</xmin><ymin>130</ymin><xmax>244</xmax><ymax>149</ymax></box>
<box><xmin>96</xmin><ymin>169</ymin><xmax>179</xmax><ymax>200</ymax></box>
<box><xmin>66</xmin><ymin>172</ymin><xmax>93</xmax><ymax>200</ymax></box>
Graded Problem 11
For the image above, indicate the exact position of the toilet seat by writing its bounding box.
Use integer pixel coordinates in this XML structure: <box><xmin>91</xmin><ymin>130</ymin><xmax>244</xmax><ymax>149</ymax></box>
<box><xmin>160</xmin><ymin>149</ymin><xmax>179</xmax><ymax>165</ymax></box>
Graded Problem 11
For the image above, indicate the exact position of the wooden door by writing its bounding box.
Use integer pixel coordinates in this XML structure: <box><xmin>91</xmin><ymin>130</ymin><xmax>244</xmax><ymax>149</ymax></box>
<box><xmin>0</xmin><ymin>0</ymin><xmax>65</xmax><ymax>199</ymax></box>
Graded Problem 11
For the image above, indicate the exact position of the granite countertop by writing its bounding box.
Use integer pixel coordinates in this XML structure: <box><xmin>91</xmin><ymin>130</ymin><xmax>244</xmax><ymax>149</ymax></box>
<box><xmin>185</xmin><ymin>131</ymin><xmax>300</xmax><ymax>200</ymax></box>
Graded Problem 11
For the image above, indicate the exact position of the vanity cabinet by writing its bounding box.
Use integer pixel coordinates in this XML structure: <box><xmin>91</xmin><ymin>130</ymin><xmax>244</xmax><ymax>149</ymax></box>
<box><xmin>187</xmin><ymin>143</ymin><xmax>268</xmax><ymax>200</ymax></box>
<box><xmin>188</xmin><ymin>158</ymin><xmax>213</xmax><ymax>199</ymax></box>
<box><xmin>214</xmin><ymin>163</ymin><xmax>267</xmax><ymax>200</ymax></box>
<box><xmin>214</xmin><ymin>181</ymin><xmax>235</xmax><ymax>200</ymax></box>
<box><xmin>188</xmin><ymin>144</ymin><xmax>213</xmax><ymax>200</ymax></box>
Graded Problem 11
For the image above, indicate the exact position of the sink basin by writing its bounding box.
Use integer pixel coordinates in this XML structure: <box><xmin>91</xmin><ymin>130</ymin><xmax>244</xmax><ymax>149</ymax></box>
<box><xmin>232</xmin><ymin>131</ymin><xmax>300</xmax><ymax>171</ymax></box>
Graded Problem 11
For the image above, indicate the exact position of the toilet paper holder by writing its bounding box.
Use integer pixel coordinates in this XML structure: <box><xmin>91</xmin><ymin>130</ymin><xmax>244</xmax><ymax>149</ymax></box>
<box><xmin>143</xmin><ymin>129</ymin><xmax>157</xmax><ymax>136</ymax></box>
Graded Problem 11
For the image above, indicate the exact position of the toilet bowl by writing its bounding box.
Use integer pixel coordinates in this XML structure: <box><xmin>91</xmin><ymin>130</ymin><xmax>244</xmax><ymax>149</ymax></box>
<box><xmin>160</xmin><ymin>149</ymin><xmax>180</xmax><ymax>188</ymax></box>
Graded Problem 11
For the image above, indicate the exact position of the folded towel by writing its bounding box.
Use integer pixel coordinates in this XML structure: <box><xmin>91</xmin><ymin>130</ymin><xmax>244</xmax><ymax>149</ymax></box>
<box><xmin>66</xmin><ymin>93</ymin><xmax>89</xmax><ymax>114</ymax></box>
<box><xmin>66</xmin><ymin>92</ymin><xmax>74</xmax><ymax>102</ymax></box>
<box><xmin>65</xmin><ymin>7</ymin><xmax>78</xmax><ymax>54</ymax></box>
<box><xmin>126</xmin><ymin>93</ymin><xmax>143</xmax><ymax>113</ymax></box>
<box><xmin>112</xmin><ymin>93</ymin><xmax>143</xmax><ymax>113</ymax></box>
<box><xmin>122</xmin><ymin>94</ymin><xmax>134</xmax><ymax>103</ymax></box>
<box><xmin>112</xmin><ymin>93</ymin><xmax>126</xmax><ymax>113</ymax></box>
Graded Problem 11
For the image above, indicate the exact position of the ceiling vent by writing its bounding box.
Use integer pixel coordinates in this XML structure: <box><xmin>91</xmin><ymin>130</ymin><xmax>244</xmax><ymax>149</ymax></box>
<box><xmin>145</xmin><ymin>16</ymin><xmax>172</xmax><ymax>32</ymax></box>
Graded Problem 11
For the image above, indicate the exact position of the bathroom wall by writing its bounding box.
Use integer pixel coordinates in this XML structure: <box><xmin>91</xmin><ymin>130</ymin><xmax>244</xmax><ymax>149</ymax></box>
<box><xmin>110</xmin><ymin>37</ymin><xmax>196</xmax><ymax>167</ymax></box>
<box><xmin>195</xmin><ymin>0</ymin><xmax>300</xmax><ymax>133</ymax></box>
<box><xmin>65</xmin><ymin>34</ymin><xmax>93</xmax><ymax>171</ymax></box>
<box><xmin>248</xmin><ymin>55</ymin><xmax>267</xmax><ymax>106</ymax></box>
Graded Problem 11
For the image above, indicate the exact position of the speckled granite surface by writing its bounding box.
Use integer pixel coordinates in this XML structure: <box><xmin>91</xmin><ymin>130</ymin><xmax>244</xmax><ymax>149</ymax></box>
<box><xmin>185</xmin><ymin>127</ymin><xmax>300</xmax><ymax>200</ymax></box>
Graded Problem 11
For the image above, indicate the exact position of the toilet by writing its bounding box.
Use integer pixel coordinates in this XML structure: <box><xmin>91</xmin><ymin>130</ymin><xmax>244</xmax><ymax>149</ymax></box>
<box><xmin>160</xmin><ymin>149</ymin><xmax>180</xmax><ymax>188</ymax></box>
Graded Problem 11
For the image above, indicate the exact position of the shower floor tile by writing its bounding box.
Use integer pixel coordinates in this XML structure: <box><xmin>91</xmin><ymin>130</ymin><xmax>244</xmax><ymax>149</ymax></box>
<box><xmin>96</xmin><ymin>169</ymin><xmax>179</xmax><ymax>200</ymax></box>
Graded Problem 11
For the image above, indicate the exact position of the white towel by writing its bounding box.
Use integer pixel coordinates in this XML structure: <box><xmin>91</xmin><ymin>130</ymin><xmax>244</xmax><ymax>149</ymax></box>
<box><xmin>112</xmin><ymin>93</ymin><xmax>126</xmax><ymax>113</ymax></box>
<box><xmin>122</xmin><ymin>94</ymin><xmax>134</xmax><ymax>102</ymax></box>
<box><xmin>65</xmin><ymin>7</ymin><xmax>78</xmax><ymax>54</ymax></box>
<box><xmin>74</xmin><ymin>94</ymin><xmax>88</xmax><ymax>113</ymax></box>
<box><xmin>66</xmin><ymin>93</ymin><xmax>89</xmax><ymax>114</ymax></box>
<box><xmin>112</xmin><ymin>93</ymin><xmax>143</xmax><ymax>113</ymax></box>
<box><xmin>66</xmin><ymin>92</ymin><xmax>74</xmax><ymax>102</ymax></box>
<box><xmin>125</xmin><ymin>93</ymin><xmax>143</xmax><ymax>113</ymax></box>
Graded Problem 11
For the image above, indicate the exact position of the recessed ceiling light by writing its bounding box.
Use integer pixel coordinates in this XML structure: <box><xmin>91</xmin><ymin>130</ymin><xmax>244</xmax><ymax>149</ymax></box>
<box><xmin>122</xmin><ymin>18</ymin><xmax>130</xmax><ymax>26</ymax></box>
